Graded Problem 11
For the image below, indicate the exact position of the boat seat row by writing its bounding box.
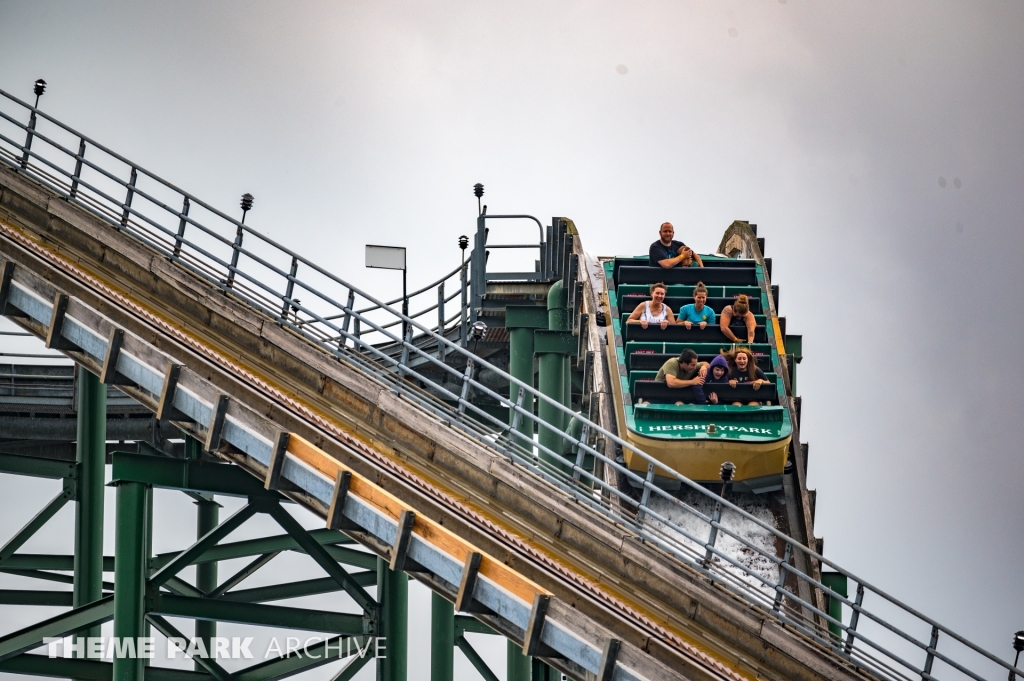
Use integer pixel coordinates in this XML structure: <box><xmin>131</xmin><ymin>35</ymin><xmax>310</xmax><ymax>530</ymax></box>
<box><xmin>629</xmin><ymin>370</ymin><xmax>777</xmax><ymax>394</ymax></box>
<box><xmin>618</xmin><ymin>294</ymin><xmax>763</xmax><ymax>314</ymax></box>
<box><xmin>609</xmin><ymin>256</ymin><xmax>769</xmax><ymax>289</ymax></box>
<box><xmin>624</xmin><ymin>323</ymin><xmax>768</xmax><ymax>344</ymax></box>
<box><xmin>618</xmin><ymin>266</ymin><xmax>757</xmax><ymax>286</ymax></box>
<box><xmin>629</xmin><ymin>351</ymin><xmax>773</xmax><ymax>372</ymax></box>
<box><xmin>632</xmin><ymin>378</ymin><xmax>778</xmax><ymax>404</ymax></box>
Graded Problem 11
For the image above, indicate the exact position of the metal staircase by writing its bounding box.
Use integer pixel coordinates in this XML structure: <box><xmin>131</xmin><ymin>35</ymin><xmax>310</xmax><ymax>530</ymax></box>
<box><xmin>0</xmin><ymin>84</ymin><xmax>1020</xmax><ymax>681</ymax></box>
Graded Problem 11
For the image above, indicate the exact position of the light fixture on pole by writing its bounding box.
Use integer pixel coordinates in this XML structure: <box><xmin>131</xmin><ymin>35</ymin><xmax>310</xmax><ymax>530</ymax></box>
<box><xmin>470</xmin><ymin>320</ymin><xmax>487</xmax><ymax>354</ymax></box>
<box><xmin>32</xmin><ymin>79</ymin><xmax>46</xmax><ymax>108</ymax></box>
<box><xmin>366</xmin><ymin>244</ymin><xmax>408</xmax><ymax>341</ymax></box>
<box><xmin>473</xmin><ymin>183</ymin><xmax>484</xmax><ymax>216</ymax></box>
<box><xmin>1010</xmin><ymin>631</ymin><xmax>1024</xmax><ymax>681</ymax></box>
<box><xmin>240</xmin><ymin>193</ymin><xmax>254</xmax><ymax>223</ymax></box>
<box><xmin>719</xmin><ymin>461</ymin><xmax>736</xmax><ymax>497</ymax></box>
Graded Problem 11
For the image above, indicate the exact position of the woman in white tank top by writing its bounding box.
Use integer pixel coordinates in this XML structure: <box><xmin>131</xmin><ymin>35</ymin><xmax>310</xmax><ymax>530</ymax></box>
<box><xmin>626</xmin><ymin>282</ymin><xmax>675</xmax><ymax>329</ymax></box>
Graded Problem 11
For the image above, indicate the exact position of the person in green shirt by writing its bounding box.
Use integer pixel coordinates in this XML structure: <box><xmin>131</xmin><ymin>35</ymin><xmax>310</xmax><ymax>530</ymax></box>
<box><xmin>653</xmin><ymin>348</ymin><xmax>708</xmax><ymax>404</ymax></box>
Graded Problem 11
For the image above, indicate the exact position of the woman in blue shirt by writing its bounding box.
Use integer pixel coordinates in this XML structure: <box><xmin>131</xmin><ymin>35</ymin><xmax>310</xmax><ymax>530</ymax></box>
<box><xmin>677</xmin><ymin>283</ymin><xmax>716</xmax><ymax>329</ymax></box>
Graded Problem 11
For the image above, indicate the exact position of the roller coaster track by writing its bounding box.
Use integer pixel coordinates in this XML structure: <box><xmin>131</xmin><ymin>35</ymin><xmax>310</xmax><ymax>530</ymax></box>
<box><xmin>0</xmin><ymin>87</ymin><xmax>1019</xmax><ymax>681</ymax></box>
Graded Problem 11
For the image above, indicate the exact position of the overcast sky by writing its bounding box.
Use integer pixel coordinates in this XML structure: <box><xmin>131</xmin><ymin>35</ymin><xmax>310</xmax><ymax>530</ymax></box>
<box><xmin>1</xmin><ymin>1</ymin><xmax>1022</xmax><ymax>679</ymax></box>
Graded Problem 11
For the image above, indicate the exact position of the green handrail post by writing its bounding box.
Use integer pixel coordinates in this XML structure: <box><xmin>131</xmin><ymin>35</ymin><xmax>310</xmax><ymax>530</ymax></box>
<box><xmin>377</xmin><ymin>556</ymin><xmax>407</xmax><ymax>681</ymax></box>
<box><xmin>113</xmin><ymin>481</ymin><xmax>148</xmax><ymax>681</ymax></box>
<box><xmin>73</xmin><ymin>366</ymin><xmax>105</xmax><ymax>656</ymax></box>
<box><xmin>430</xmin><ymin>592</ymin><xmax>454</xmax><ymax>681</ymax></box>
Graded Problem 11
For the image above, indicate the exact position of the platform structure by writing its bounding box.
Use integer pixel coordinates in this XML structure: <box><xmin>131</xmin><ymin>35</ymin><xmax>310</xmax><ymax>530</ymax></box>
<box><xmin>0</xmin><ymin>82</ymin><xmax>1021</xmax><ymax>681</ymax></box>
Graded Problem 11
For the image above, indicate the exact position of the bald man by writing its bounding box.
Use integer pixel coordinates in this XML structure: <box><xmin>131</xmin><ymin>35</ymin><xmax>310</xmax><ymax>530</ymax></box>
<box><xmin>649</xmin><ymin>222</ymin><xmax>703</xmax><ymax>268</ymax></box>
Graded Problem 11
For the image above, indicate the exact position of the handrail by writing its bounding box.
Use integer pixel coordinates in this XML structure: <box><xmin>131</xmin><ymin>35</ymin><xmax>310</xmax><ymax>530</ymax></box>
<box><xmin>481</xmin><ymin>214</ymin><xmax>545</xmax><ymax>242</ymax></box>
<box><xmin>0</xmin><ymin>85</ymin><xmax>1018</xmax><ymax>681</ymax></box>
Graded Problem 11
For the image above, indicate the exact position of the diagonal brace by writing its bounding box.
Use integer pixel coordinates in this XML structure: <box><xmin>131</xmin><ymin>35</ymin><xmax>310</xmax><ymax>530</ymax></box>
<box><xmin>208</xmin><ymin>551</ymin><xmax>280</xmax><ymax>598</ymax></box>
<box><xmin>147</xmin><ymin>614</ymin><xmax>232</xmax><ymax>681</ymax></box>
<box><xmin>327</xmin><ymin>653</ymin><xmax>373</xmax><ymax>681</ymax></box>
<box><xmin>455</xmin><ymin>634</ymin><xmax>501</xmax><ymax>681</ymax></box>
<box><xmin>265</xmin><ymin>503</ymin><xmax>376</xmax><ymax>613</ymax></box>
<box><xmin>0</xmin><ymin>595</ymin><xmax>114</xmax><ymax>662</ymax></box>
<box><xmin>0</xmin><ymin>482</ymin><xmax>74</xmax><ymax>567</ymax></box>
<box><xmin>149</xmin><ymin>503</ymin><xmax>257</xmax><ymax>588</ymax></box>
<box><xmin>232</xmin><ymin>634</ymin><xmax>368</xmax><ymax>681</ymax></box>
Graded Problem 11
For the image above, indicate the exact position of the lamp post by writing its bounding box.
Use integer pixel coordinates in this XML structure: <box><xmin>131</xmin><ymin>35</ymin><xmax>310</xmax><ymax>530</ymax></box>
<box><xmin>473</xmin><ymin>183</ymin><xmax>484</xmax><ymax>216</ymax></box>
<box><xmin>366</xmin><ymin>244</ymin><xmax>408</xmax><ymax>341</ymax></box>
<box><xmin>21</xmin><ymin>79</ymin><xmax>47</xmax><ymax>169</ymax></box>
<box><xmin>719</xmin><ymin>461</ymin><xmax>736</xmax><ymax>497</ymax></box>
<box><xmin>240</xmin><ymin>192</ymin><xmax>253</xmax><ymax>224</ymax></box>
<box><xmin>32</xmin><ymin>79</ymin><xmax>46</xmax><ymax>108</ymax></box>
<box><xmin>470</xmin><ymin>320</ymin><xmax>487</xmax><ymax>354</ymax></box>
<box><xmin>1010</xmin><ymin>631</ymin><xmax>1024</xmax><ymax>681</ymax></box>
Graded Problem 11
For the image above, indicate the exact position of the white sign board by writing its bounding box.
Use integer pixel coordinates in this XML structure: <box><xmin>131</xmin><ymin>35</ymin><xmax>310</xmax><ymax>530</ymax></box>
<box><xmin>365</xmin><ymin>245</ymin><xmax>406</xmax><ymax>271</ymax></box>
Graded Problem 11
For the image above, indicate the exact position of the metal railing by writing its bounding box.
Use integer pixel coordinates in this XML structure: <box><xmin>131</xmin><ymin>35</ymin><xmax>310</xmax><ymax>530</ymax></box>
<box><xmin>0</xmin><ymin>85</ymin><xmax>1019</xmax><ymax>681</ymax></box>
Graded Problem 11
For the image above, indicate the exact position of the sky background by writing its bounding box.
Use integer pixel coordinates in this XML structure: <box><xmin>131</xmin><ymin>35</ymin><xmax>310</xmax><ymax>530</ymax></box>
<box><xmin>1</xmin><ymin>1</ymin><xmax>1022</xmax><ymax>679</ymax></box>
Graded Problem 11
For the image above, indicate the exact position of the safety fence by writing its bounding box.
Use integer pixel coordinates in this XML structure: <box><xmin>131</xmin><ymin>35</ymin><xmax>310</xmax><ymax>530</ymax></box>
<box><xmin>0</xmin><ymin>85</ymin><xmax>1020</xmax><ymax>681</ymax></box>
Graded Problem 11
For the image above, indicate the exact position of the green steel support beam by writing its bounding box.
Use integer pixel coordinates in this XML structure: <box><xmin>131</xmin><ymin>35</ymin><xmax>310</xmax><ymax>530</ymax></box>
<box><xmin>0</xmin><ymin>568</ymin><xmax>113</xmax><ymax>591</ymax></box>
<box><xmin>0</xmin><ymin>589</ymin><xmax>74</xmax><ymax>606</ymax></box>
<box><xmin>266</xmin><ymin>503</ymin><xmax>377</xmax><ymax>613</ymax></box>
<box><xmin>162</xmin><ymin>576</ymin><xmax>204</xmax><ymax>599</ymax></box>
<box><xmin>113</xmin><ymin>482</ymin><xmax>148</xmax><ymax>681</ymax></box>
<box><xmin>0</xmin><ymin>595</ymin><xmax>114</xmax><ymax>662</ymax></box>
<box><xmin>148</xmin><ymin>504</ymin><xmax>257</xmax><ymax>588</ymax></box>
<box><xmin>231</xmin><ymin>635</ymin><xmax>371</xmax><ymax>681</ymax></box>
<box><xmin>0</xmin><ymin>482</ymin><xmax>75</xmax><ymax>566</ymax></box>
<box><xmin>0</xmin><ymin>452</ymin><xmax>77</xmax><ymax>479</ymax></box>
<box><xmin>219</xmin><ymin>572</ymin><xmax>376</xmax><ymax>603</ymax></box>
<box><xmin>0</xmin><ymin>653</ymin><xmax>214</xmax><ymax>681</ymax></box>
<box><xmin>111</xmin><ymin>452</ymin><xmax>278</xmax><ymax>500</ymax></box>
<box><xmin>75</xmin><ymin>365</ymin><xmax>107</xmax><ymax>652</ymax></box>
<box><xmin>151</xmin><ymin>594</ymin><xmax>369</xmax><ymax>633</ymax></box>
<box><xmin>149</xmin><ymin>530</ymin><xmax>358</xmax><ymax>571</ymax></box>
<box><xmin>144</xmin><ymin>615</ymin><xmax>231</xmax><ymax>681</ymax></box>
<box><xmin>454</xmin><ymin>615</ymin><xmax>496</xmax><ymax>636</ymax></box>
<box><xmin>193</xmin><ymin>496</ymin><xmax>220</xmax><ymax>670</ymax></box>
<box><xmin>327</xmin><ymin>651</ymin><xmax>374</xmax><ymax>681</ymax></box>
<box><xmin>454</xmin><ymin>635</ymin><xmax>500</xmax><ymax>681</ymax></box>
<box><xmin>507</xmin><ymin>641</ymin><xmax>531</xmax><ymax>681</ymax></box>
<box><xmin>376</xmin><ymin>556</ymin><xmax>407</xmax><ymax>681</ymax></box>
<box><xmin>0</xmin><ymin>555</ymin><xmax>114</xmax><ymax>571</ymax></box>
<box><xmin>431</xmin><ymin>592</ymin><xmax>454</xmax><ymax>681</ymax></box>
<box><xmin>206</xmin><ymin>551</ymin><xmax>280</xmax><ymax>598</ymax></box>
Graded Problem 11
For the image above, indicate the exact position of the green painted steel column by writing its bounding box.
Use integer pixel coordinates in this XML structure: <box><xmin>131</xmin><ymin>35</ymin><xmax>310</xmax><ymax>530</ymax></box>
<box><xmin>73</xmin><ymin>366</ymin><xmax>105</xmax><ymax>652</ymax></box>
<box><xmin>507</xmin><ymin>640</ymin><xmax>531</xmax><ymax>681</ymax></box>
<box><xmin>548</xmin><ymin>280</ymin><xmax>574</xmax><ymax>426</ymax></box>
<box><xmin>113</xmin><ymin>481</ymin><xmax>148</xmax><ymax>681</ymax></box>
<box><xmin>535</xmin><ymin>282</ymin><xmax>575</xmax><ymax>472</ymax></box>
<box><xmin>377</xmin><ymin>556</ymin><xmax>407</xmax><ymax>681</ymax></box>
<box><xmin>505</xmin><ymin>306</ymin><xmax>547</xmax><ymax>445</ymax></box>
<box><xmin>194</xmin><ymin>496</ymin><xmax>219</xmax><ymax>669</ymax></box>
<box><xmin>536</xmin><ymin>347</ymin><xmax>566</xmax><ymax>469</ymax></box>
<box><xmin>430</xmin><ymin>592</ymin><xmax>454</xmax><ymax>681</ymax></box>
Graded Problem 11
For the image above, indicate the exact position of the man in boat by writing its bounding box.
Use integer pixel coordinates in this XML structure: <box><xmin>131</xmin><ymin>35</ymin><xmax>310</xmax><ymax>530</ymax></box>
<box><xmin>654</xmin><ymin>348</ymin><xmax>708</xmax><ymax>403</ymax></box>
<box><xmin>649</xmin><ymin>222</ymin><xmax>704</xmax><ymax>269</ymax></box>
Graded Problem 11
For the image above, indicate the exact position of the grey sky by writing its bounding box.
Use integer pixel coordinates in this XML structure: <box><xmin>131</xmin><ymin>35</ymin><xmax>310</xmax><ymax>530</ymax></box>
<box><xmin>1</xmin><ymin>1</ymin><xmax>1022</xmax><ymax>678</ymax></box>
